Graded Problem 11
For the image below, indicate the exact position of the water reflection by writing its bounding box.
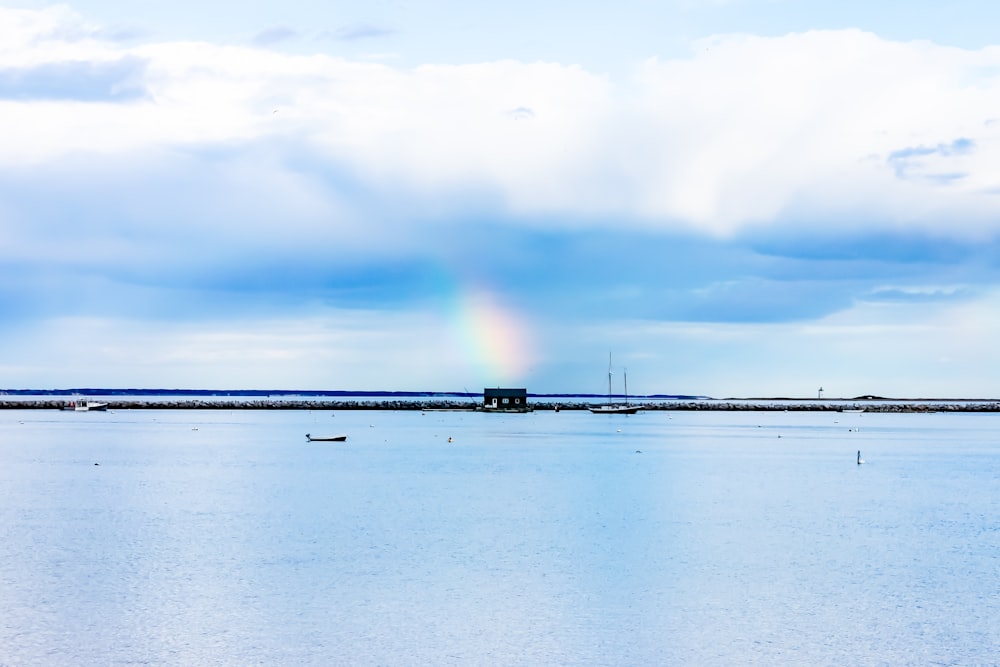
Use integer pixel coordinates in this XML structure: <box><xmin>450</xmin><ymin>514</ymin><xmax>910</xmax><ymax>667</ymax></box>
<box><xmin>0</xmin><ymin>409</ymin><xmax>997</xmax><ymax>664</ymax></box>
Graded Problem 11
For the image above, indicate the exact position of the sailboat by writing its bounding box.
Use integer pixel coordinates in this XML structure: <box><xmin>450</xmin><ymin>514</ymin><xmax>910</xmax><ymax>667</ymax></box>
<box><xmin>589</xmin><ymin>354</ymin><xmax>641</xmax><ymax>414</ymax></box>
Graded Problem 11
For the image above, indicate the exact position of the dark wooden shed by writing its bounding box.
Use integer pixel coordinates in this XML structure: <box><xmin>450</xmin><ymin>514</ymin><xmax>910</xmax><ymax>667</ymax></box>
<box><xmin>483</xmin><ymin>387</ymin><xmax>529</xmax><ymax>412</ymax></box>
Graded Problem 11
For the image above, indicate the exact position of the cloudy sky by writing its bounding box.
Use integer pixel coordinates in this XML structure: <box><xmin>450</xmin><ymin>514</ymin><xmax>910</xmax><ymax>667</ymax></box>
<box><xmin>4</xmin><ymin>0</ymin><xmax>1000</xmax><ymax>397</ymax></box>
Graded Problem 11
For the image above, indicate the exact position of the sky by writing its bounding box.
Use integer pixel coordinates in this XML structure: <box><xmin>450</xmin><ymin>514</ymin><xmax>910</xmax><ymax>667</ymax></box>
<box><xmin>4</xmin><ymin>1</ymin><xmax>1000</xmax><ymax>398</ymax></box>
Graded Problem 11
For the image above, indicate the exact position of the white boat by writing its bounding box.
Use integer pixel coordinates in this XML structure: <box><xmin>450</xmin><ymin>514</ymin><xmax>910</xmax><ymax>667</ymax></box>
<box><xmin>589</xmin><ymin>404</ymin><xmax>640</xmax><ymax>414</ymax></box>
<box><xmin>306</xmin><ymin>433</ymin><xmax>347</xmax><ymax>442</ymax></box>
<box><xmin>589</xmin><ymin>354</ymin><xmax>641</xmax><ymax>415</ymax></box>
<box><xmin>63</xmin><ymin>399</ymin><xmax>109</xmax><ymax>412</ymax></box>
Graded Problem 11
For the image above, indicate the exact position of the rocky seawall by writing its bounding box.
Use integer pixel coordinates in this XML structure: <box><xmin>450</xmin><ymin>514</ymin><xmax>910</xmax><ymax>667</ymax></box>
<box><xmin>647</xmin><ymin>401</ymin><xmax>1000</xmax><ymax>412</ymax></box>
<box><xmin>4</xmin><ymin>398</ymin><xmax>1000</xmax><ymax>412</ymax></box>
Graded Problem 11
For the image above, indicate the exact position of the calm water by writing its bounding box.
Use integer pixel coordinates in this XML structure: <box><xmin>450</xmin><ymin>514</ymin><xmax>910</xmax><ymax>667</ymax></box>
<box><xmin>1</xmin><ymin>408</ymin><xmax>998</xmax><ymax>666</ymax></box>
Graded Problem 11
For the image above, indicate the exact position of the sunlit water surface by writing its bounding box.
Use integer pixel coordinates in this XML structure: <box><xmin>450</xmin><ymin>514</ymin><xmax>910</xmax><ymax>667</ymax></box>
<box><xmin>1</xmin><ymin>408</ymin><xmax>998</xmax><ymax>665</ymax></box>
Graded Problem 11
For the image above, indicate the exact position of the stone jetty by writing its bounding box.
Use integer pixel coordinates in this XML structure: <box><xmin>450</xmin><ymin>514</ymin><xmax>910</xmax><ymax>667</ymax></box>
<box><xmin>3</xmin><ymin>398</ymin><xmax>1000</xmax><ymax>412</ymax></box>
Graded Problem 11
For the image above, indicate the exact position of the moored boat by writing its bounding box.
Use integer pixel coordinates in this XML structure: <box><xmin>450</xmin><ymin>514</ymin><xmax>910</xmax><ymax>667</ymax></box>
<box><xmin>306</xmin><ymin>433</ymin><xmax>347</xmax><ymax>442</ymax></box>
<box><xmin>589</xmin><ymin>354</ymin><xmax>641</xmax><ymax>415</ymax></box>
<box><xmin>63</xmin><ymin>399</ymin><xmax>109</xmax><ymax>412</ymax></box>
<box><xmin>589</xmin><ymin>403</ymin><xmax>641</xmax><ymax>415</ymax></box>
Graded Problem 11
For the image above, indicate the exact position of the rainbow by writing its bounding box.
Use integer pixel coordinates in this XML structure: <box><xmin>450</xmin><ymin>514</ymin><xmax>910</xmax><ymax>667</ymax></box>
<box><xmin>449</xmin><ymin>285</ymin><xmax>535</xmax><ymax>385</ymax></box>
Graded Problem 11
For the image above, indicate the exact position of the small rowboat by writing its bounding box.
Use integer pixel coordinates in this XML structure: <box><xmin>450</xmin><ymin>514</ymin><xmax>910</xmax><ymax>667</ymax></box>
<box><xmin>306</xmin><ymin>433</ymin><xmax>347</xmax><ymax>442</ymax></box>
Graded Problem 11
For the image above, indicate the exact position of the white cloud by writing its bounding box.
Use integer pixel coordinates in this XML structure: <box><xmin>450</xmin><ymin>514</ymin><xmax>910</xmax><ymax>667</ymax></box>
<box><xmin>0</xmin><ymin>307</ymin><xmax>523</xmax><ymax>391</ymax></box>
<box><xmin>6</xmin><ymin>283</ymin><xmax>999</xmax><ymax>396</ymax></box>
<box><xmin>6</xmin><ymin>7</ymin><xmax>1000</xmax><ymax>397</ymax></box>
<box><xmin>577</xmin><ymin>287</ymin><xmax>1000</xmax><ymax>398</ymax></box>
<box><xmin>5</xmin><ymin>12</ymin><xmax>1000</xmax><ymax>242</ymax></box>
<box><xmin>627</xmin><ymin>31</ymin><xmax>1000</xmax><ymax>233</ymax></box>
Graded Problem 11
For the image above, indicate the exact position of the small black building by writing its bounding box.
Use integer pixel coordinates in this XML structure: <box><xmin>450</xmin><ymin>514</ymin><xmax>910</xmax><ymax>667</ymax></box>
<box><xmin>483</xmin><ymin>387</ymin><xmax>529</xmax><ymax>412</ymax></box>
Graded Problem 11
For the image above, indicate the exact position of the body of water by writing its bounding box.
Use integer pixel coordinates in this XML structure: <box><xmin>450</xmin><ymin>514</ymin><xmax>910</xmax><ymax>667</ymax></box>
<box><xmin>1</xmin><ymin>408</ymin><xmax>997</xmax><ymax>665</ymax></box>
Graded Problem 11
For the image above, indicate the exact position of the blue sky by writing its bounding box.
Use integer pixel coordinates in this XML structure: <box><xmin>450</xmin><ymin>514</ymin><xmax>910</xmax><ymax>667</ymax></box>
<box><xmin>4</xmin><ymin>1</ymin><xmax>1000</xmax><ymax>397</ymax></box>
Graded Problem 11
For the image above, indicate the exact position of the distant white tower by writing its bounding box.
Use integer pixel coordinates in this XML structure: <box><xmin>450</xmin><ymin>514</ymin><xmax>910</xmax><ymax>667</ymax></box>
<box><xmin>818</xmin><ymin>387</ymin><xmax>824</xmax><ymax>399</ymax></box>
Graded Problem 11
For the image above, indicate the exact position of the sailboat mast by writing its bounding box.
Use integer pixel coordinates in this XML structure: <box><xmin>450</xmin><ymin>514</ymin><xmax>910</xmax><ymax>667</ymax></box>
<box><xmin>607</xmin><ymin>353</ymin><xmax>613</xmax><ymax>405</ymax></box>
<box><xmin>624</xmin><ymin>368</ymin><xmax>629</xmax><ymax>407</ymax></box>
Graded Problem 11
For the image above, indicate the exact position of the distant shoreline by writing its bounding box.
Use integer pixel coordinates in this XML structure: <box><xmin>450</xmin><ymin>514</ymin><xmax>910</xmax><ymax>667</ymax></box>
<box><xmin>4</xmin><ymin>398</ymin><xmax>1000</xmax><ymax>412</ymax></box>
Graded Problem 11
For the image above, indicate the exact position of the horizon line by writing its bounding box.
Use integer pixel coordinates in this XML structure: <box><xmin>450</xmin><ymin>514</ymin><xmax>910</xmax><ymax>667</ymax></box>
<box><xmin>3</xmin><ymin>388</ymin><xmax>1000</xmax><ymax>402</ymax></box>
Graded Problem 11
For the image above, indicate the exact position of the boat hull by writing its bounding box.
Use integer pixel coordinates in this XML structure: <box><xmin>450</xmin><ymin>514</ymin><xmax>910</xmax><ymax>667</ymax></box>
<box><xmin>63</xmin><ymin>401</ymin><xmax>109</xmax><ymax>412</ymax></box>
<box><xmin>306</xmin><ymin>434</ymin><xmax>347</xmax><ymax>442</ymax></box>
<box><xmin>588</xmin><ymin>405</ymin><xmax>641</xmax><ymax>414</ymax></box>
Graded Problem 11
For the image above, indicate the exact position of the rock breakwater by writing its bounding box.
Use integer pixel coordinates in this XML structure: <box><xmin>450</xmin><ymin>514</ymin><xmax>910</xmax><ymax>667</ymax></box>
<box><xmin>3</xmin><ymin>398</ymin><xmax>1000</xmax><ymax>412</ymax></box>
